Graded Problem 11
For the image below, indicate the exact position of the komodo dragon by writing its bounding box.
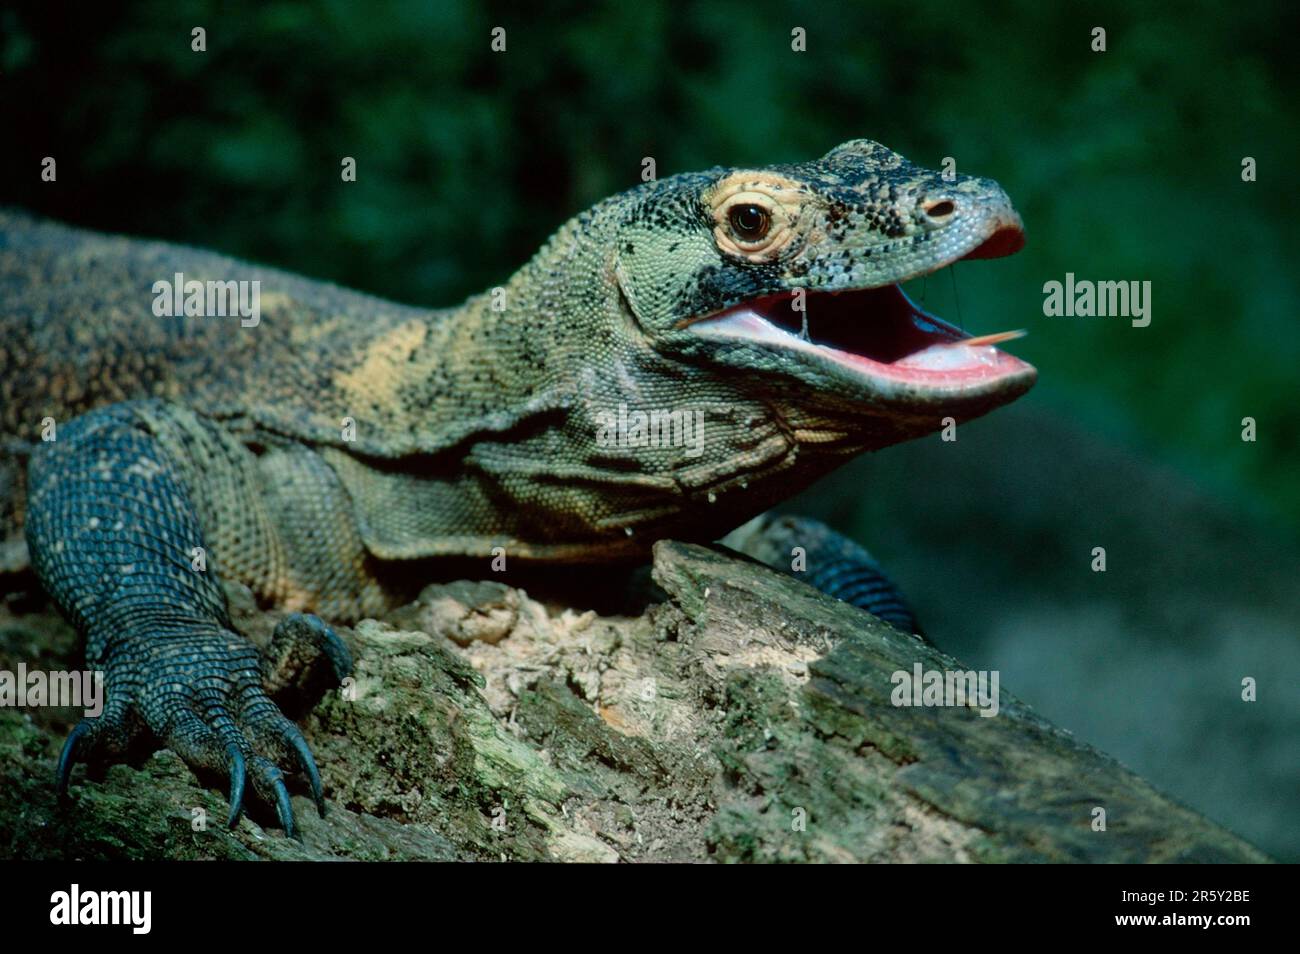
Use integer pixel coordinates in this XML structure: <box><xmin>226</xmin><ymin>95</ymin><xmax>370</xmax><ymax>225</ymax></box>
<box><xmin>0</xmin><ymin>139</ymin><xmax>1035</xmax><ymax>835</ymax></box>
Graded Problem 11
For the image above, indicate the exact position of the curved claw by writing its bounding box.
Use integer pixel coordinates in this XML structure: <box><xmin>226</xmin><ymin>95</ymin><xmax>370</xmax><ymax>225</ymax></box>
<box><xmin>55</xmin><ymin>720</ymin><xmax>92</xmax><ymax>797</ymax></box>
<box><xmin>226</xmin><ymin>745</ymin><xmax>247</xmax><ymax>828</ymax></box>
<box><xmin>303</xmin><ymin>614</ymin><xmax>353</xmax><ymax>683</ymax></box>
<box><xmin>272</xmin><ymin>775</ymin><xmax>297</xmax><ymax>839</ymax></box>
<box><xmin>285</xmin><ymin>729</ymin><xmax>325</xmax><ymax>818</ymax></box>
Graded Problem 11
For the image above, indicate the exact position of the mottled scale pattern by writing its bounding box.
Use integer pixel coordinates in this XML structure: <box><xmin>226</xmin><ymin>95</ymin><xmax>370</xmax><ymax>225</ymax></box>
<box><xmin>1</xmin><ymin>140</ymin><xmax>1024</xmax><ymax>831</ymax></box>
<box><xmin>25</xmin><ymin>402</ymin><xmax>341</xmax><ymax>832</ymax></box>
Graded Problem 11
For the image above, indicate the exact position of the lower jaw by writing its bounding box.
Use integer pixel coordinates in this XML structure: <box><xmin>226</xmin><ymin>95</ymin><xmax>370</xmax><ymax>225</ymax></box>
<box><xmin>689</xmin><ymin>298</ymin><xmax>1037</xmax><ymax>409</ymax></box>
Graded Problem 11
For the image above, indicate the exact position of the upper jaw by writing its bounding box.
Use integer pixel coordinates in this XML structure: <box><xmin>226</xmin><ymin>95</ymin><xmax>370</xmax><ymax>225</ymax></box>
<box><xmin>683</xmin><ymin>219</ymin><xmax>1036</xmax><ymax>411</ymax></box>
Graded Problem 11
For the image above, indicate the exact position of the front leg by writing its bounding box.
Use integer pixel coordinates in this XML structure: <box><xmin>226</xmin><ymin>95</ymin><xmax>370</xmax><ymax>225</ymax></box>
<box><xmin>27</xmin><ymin>400</ymin><xmax>357</xmax><ymax>834</ymax></box>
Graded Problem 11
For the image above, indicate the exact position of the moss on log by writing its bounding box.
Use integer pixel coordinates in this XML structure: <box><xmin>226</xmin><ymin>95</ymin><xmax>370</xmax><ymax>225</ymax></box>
<box><xmin>0</xmin><ymin>541</ymin><xmax>1269</xmax><ymax>862</ymax></box>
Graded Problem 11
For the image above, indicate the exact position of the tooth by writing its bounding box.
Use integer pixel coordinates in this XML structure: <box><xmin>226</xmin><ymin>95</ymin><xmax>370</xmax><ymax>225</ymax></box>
<box><xmin>953</xmin><ymin>329</ymin><xmax>1027</xmax><ymax>347</ymax></box>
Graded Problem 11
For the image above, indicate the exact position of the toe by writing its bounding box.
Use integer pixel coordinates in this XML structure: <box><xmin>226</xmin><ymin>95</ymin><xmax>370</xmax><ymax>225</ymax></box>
<box><xmin>249</xmin><ymin>756</ymin><xmax>298</xmax><ymax>838</ymax></box>
<box><xmin>55</xmin><ymin>720</ymin><xmax>94</xmax><ymax>796</ymax></box>
<box><xmin>264</xmin><ymin>613</ymin><xmax>353</xmax><ymax>696</ymax></box>
<box><xmin>54</xmin><ymin>697</ymin><xmax>132</xmax><ymax>795</ymax></box>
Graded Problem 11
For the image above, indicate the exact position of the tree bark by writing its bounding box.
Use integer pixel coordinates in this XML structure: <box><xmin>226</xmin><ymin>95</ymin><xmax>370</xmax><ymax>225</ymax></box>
<box><xmin>0</xmin><ymin>541</ymin><xmax>1269</xmax><ymax>862</ymax></box>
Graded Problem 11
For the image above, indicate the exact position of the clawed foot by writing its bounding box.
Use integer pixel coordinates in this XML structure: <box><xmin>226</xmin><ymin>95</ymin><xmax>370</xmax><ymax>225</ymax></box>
<box><xmin>56</xmin><ymin>614</ymin><xmax>352</xmax><ymax>837</ymax></box>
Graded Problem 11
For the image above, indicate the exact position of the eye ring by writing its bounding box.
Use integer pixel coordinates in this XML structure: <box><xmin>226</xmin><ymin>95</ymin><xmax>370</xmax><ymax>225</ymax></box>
<box><xmin>728</xmin><ymin>203</ymin><xmax>771</xmax><ymax>242</ymax></box>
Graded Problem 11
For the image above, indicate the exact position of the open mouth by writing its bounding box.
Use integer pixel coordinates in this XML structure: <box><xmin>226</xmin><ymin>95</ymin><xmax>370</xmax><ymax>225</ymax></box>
<box><xmin>686</xmin><ymin>229</ymin><xmax>1035</xmax><ymax>398</ymax></box>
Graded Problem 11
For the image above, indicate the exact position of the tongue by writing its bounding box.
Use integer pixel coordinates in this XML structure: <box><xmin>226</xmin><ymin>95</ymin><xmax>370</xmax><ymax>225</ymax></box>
<box><xmin>893</xmin><ymin>340</ymin><xmax>1005</xmax><ymax>371</ymax></box>
<box><xmin>893</xmin><ymin>329</ymin><xmax>1028</xmax><ymax>371</ymax></box>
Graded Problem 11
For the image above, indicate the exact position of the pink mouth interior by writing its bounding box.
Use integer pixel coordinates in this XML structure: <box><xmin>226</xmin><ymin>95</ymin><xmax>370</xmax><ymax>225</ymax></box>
<box><xmin>688</xmin><ymin>230</ymin><xmax>1033</xmax><ymax>390</ymax></box>
<box><xmin>692</xmin><ymin>285</ymin><xmax>1024</xmax><ymax>383</ymax></box>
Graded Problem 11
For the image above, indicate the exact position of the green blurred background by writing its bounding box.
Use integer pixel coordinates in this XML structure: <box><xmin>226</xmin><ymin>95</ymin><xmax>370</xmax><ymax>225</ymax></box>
<box><xmin>2</xmin><ymin>0</ymin><xmax>1296</xmax><ymax>857</ymax></box>
<box><xmin>3</xmin><ymin>0</ymin><xmax>1297</xmax><ymax>525</ymax></box>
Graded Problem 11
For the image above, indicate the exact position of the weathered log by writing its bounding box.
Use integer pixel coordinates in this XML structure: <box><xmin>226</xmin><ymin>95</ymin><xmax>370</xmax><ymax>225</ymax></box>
<box><xmin>0</xmin><ymin>541</ymin><xmax>1269</xmax><ymax>861</ymax></box>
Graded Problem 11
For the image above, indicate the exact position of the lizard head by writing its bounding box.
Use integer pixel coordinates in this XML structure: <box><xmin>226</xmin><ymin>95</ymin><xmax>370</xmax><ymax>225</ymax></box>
<box><xmin>611</xmin><ymin>139</ymin><xmax>1035</xmax><ymax>439</ymax></box>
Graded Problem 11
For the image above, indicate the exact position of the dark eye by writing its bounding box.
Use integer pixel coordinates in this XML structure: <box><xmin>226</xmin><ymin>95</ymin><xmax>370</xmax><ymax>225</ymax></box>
<box><xmin>728</xmin><ymin>203</ymin><xmax>771</xmax><ymax>241</ymax></box>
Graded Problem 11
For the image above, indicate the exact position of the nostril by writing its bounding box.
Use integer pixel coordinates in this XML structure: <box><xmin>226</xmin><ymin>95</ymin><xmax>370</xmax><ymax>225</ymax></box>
<box><xmin>924</xmin><ymin>199</ymin><xmax>955</xmax><ymax>219</ymax></box>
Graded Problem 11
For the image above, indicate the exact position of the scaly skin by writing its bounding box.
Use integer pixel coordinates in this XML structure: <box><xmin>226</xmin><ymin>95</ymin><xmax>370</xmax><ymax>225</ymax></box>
<box><xmin>0</xmin><ymin>139</ymin><xmax>1034</xmax><ymax>833</ymax></box>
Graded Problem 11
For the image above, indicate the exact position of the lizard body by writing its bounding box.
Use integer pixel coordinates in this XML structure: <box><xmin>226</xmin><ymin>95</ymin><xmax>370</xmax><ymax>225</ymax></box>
<box><xmin>0</xmin><ymin>139</ymin><xmax>1033</xmax><ymax>832</ymax></box>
